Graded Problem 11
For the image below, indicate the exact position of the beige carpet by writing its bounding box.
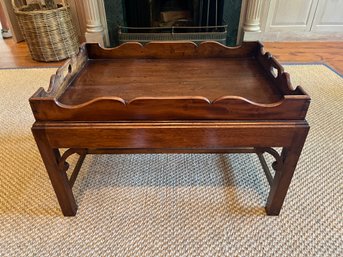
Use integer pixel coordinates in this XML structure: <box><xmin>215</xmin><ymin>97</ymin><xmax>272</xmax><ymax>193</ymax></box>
<box><xmin>0</xmin><ymin>65</ymin><xmax>342</xmax><ymax>256</ymax></box>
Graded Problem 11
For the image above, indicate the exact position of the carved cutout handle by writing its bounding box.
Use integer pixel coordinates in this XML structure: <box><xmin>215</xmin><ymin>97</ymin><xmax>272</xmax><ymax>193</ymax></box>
<box><xmin>45</xmin><ymin>44</ymin><xmax>88</xmax><ymax>97</ymax></box>
<box><xmin>269</xmin><ymin>56</ymin><xmax>284</xmax><ymax>79</ymax></box>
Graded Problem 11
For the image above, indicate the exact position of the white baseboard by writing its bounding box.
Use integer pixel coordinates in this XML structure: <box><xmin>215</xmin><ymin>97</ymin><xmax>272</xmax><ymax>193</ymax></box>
<box><xmin>244</xmin><ymin>31</ymin><xmax>343</xmax><ymax>41</ymax></box>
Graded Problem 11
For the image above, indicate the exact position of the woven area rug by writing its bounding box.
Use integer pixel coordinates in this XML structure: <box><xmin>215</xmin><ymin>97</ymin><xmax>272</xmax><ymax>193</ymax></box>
<box><xmin>0</xmin><ymin>65</ymin><xmax>342</xmax><ymax>256</ymax></box>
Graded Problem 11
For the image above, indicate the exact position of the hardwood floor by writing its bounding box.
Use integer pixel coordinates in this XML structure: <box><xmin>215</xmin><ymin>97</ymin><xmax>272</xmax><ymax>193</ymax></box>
<box><xmin>0</xmin><ymin>38</ymin><xmax>63</xmax><ymax>68</ymax></box>
<box><xmin>263</xmin><ymin>42</ymin><xmax>343</xmax><ymax>74</ymax></box>
<box><xmin>0</xmin><ymin>38</ymin><xmax>342</xmax><ymax>74</ymax></box>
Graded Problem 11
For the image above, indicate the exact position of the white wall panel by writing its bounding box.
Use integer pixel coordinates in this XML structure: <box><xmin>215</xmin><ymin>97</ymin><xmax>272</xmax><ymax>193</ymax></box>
<box><xmin>266</xmin><ymin>0</ymin><xmax>319</xmax><ymax>31</ymax></box>
<box><xmin>312</xmin><ymin>0</ymin><xmax>343</xmax><ymax>31</ymax></box>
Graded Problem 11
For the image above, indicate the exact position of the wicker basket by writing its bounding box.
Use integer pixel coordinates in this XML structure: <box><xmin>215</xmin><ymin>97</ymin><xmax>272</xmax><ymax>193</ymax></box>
<box><xmin>12</xmin><ymin>0</ymin><xmax>79</xmax><ymax>62</ymax></box>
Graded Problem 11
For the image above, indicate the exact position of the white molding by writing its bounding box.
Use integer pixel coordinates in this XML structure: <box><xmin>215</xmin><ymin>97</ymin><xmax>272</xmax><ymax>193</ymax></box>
<box><xmin>83</xmin><ymin>0</ymin><xmax>104</xmax><ymax>46</ymax></box>
<box><xmin>265</xmin><ymin>0</ymin><xmax>319</xmax><ymax>32</ymax></box>
<box><xmin>84</xmin><ymin>0</ymin><xmax>103</xmax><ymax>33</ymax></box>
<box><xmin>237</xmin><ymin>0</ymin><xmax>248</xmax><ymax>44</ymax></box>
<box><xmin>70</xmin><ymin>0</ymin><xmax>109</xmax><ymax>46</ymax></box>
<box><xmin>260</xmin><ymin>0</ymin><xmax>272</xmax><ymax>32</ymax></box>
<box><xmin>241</xmin><ymin>0</ymin><xmax>271</xmax><ymax>41</ymax></box>
<box><xmin>243</xmin><ymin>0</ymin><xmax>263</xmax><ymax>32</ymax></box>
<box><xmin>244</xmin><ymin>31</ymin><xmax>263</xmax><ymax>41</ymax></box>
<box><xmin>97</xmin><ymin>0</ymin><xmax>110</xmax><ymax>46</ymax></box>
<box><xmin>260</xmin><ymin>31</ymin><xmax>343</xmax><ymax>41</ymax></box>
<box><xmin>311</xmin><ymin>0</ymin><xmax>343</xmax><ymax>32</ymax></box>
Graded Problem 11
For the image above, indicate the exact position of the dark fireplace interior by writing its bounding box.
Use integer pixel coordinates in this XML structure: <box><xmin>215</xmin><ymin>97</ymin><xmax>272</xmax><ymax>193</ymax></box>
<box><xmin>124</xmin><ymin>0</ymin><xmax>225</xmax><ymax>29</ymax></box>
<box><xmin>104</xmin><ymin>0</ymin><xmax>243</xmax><ymax>47</ymax></box>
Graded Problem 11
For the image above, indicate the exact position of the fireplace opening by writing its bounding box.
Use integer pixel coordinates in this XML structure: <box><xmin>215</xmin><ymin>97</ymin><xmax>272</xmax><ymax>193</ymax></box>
<box><xmin>119</xmin><ymin>0</ymin><xmax>228</xmax><ymax>44</ymax></box>
<box><xmin>152</xmin><ymin>0</ymin><xmax>193</xmax><ymax>27</ymax></box>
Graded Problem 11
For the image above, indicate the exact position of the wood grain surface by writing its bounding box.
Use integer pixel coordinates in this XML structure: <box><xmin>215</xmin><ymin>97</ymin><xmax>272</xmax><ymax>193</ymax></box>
<box><xmin>59</xmin><ymin>58</ymin><xmax>280</xmax><ymax>104</ymax></box>
<box><xmin>29</xmin><ymin>42</ymin><xmax>310</xmax><ymax>121</ymax></box>
<box><xmin>263</xmin><ymin>42</ymin><xmax>343</xmax><ymax>74</ymax></box>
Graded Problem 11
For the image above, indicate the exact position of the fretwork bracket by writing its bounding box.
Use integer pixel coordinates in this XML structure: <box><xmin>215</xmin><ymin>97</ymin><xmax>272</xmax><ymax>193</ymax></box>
<box><xmin>58</xmin><ymin>148</ymin><xmax>87</xmax><ymax>187</ymax></box>
<box><xmin>255</xmin><ymin>147</ymin><xmax>283</xmax><ymax>186</ymax></box>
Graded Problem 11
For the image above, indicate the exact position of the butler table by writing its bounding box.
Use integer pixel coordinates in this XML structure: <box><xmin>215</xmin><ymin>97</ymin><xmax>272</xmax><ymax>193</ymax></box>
<box><xmin>30</xmin><ymin>41</ymin><xmax>310</xmax><ymax>216</ymax></box>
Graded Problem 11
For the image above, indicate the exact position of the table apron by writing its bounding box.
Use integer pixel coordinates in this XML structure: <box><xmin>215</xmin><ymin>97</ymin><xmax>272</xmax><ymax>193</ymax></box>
<box><xmin>33</xmin><ymin>121</ymin><xmax>309</xmax><ymax>149</ymax></box>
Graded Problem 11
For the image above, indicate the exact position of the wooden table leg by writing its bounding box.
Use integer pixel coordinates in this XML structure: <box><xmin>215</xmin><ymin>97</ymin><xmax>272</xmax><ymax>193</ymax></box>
<box><xmin>32</xmin><ymin>129</ymin><xmax>77</xmax><ymax>216</ymax></box>
<box><xmin>265</xmin><ymin>127</ymin><xmax>309</xmax><ymax>215</ymax></box>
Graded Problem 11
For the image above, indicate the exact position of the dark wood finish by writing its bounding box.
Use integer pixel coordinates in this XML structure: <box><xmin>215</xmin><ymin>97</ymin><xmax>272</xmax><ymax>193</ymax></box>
<box><xmin>60</xmin><ymin>58</ymin><xmax>281</xmax><ymax>104</ymax></box>
<box><xmin>32</xmin><ymin>128</ymin><xmax>77</xmax><ymax>216</ymax></box>
<box><xmin>30</xmin><ymin>42</ymin><xmax>310</xmax><ymax>121</ymax></box>
<box><xmin>266</xmin><ymin>127</ymin><xmax>309</xmax><ymax>215</ymax></box>
<box><xmin>257</xmin><ymin>153</ymin><xmax>273</xmax><ymax>186</ymax></box>
<box><xmin>34</xmin><ymin>121</ymin><xmax>304</xmax><ymax>149</ymax></box>
<box><xmin>69</xmin><ymin>153</ymin><xmax>86</xmax><ymax>188</ymax></box>
<box><xmin>30</xmin><ymin>41</ymin><xmax>310</xmax><ymax>216</ymax></box>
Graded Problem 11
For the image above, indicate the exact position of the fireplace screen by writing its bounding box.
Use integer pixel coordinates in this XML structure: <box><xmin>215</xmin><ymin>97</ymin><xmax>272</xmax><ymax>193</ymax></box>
<box><xmin>119</xmin><ymin>0</ymin><xmax>228</xmax><ymax>44</ymax></box>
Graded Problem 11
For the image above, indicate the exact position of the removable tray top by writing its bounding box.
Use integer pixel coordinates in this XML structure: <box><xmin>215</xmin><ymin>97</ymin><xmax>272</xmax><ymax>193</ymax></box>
<box><xmin>30</xmin><ymin>41</ymin><xmax>310</xmax><ymax>121</ymax></box>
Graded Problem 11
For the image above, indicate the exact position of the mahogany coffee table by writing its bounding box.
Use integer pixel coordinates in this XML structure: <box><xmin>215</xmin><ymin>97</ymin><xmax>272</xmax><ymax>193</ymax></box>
<box><xmin>30</xmin><ymin>41</ymin><xmax>310</xmax><ymax>216</ymax></box>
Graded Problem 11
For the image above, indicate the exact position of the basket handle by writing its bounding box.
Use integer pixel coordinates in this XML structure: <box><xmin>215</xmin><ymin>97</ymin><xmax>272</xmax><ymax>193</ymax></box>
<box><xmin>45</xmin><ymin>0</ymin><xmax>68</xmax><ymax>9</ymax></box>
<box><xmin>11</xmin><ymin>0</ymin><xmax>26</xmax><ymax>11</ymax></box>
<box><xmin>11</xmin><ymin>0</ymin><xmax>68</xmax><ymax>11</ymax></box>
<box><xmin>51</xmin><ymin>0</ymin><xmax>68</xmax><ymax>7</ymax></box>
